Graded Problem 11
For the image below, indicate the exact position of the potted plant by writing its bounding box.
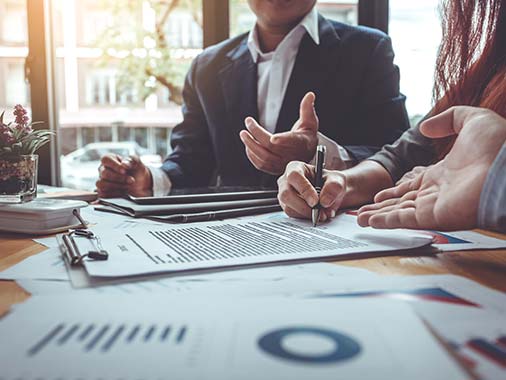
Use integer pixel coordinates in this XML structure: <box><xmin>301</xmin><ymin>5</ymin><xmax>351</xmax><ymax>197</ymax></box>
<box><xmin>0</xmin><ymin>105</ymin><xmax>52</xmax><ymax>203</ymax></box>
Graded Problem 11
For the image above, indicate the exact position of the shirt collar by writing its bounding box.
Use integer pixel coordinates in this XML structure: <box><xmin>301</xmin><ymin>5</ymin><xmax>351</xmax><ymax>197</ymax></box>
<box><xmin>247</xmin><ymin>7</ymin><xmax>320</xmax><ymax>63</ymax></box>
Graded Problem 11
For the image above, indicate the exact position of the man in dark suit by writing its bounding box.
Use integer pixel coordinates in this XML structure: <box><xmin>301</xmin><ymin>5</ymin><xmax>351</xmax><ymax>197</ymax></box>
<box><xmin>96</xmin><ymin>0</ymin><xmax>409</xmax><ymax>197</ymax></box>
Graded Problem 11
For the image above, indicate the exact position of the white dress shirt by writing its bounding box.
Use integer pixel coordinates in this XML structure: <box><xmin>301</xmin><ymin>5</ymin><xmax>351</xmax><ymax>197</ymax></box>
<box><xmin>150</xmin><ymin>7</ymin><xmax>352</xmax><ymax>196</ymax></box>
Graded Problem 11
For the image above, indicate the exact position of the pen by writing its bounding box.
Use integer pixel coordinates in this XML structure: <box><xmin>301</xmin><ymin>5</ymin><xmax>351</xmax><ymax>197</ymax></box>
<box><xmin>312</xmin><ymin>145</ymin><xmax>326</xmax><ymax>227</ymax></box>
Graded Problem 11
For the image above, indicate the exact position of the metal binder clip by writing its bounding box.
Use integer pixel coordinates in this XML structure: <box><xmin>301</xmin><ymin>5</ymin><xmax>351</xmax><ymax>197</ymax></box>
<box><xmin>62</xmin><ymin>228</ymin><xmax>109</xmax><ymax>266</ymax></box>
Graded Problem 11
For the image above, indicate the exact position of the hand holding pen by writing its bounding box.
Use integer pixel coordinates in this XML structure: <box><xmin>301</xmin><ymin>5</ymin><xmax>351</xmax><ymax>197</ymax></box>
<box><xmin>277</xmin><ymin>154</ymin><xmax>348</xmax><ymax>224</ymax></box>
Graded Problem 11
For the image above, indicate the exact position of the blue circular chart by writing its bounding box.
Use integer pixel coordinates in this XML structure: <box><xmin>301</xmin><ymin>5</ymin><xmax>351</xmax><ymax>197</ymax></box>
<box><xmin>258</xmin><ymin>326</ymin><xmax>361</xmax><ymax>364</ymax></box>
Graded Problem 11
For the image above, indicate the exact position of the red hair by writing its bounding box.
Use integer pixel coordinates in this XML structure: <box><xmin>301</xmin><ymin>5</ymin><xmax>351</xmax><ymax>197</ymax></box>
<box><xmin>430</xmin><ymin>0</ymin><xmax>506</xmax><ymax>155</ymax></box>
<box><xmin>433</xmin><ymin>0</ymin><xmax>506</xmax><ymax>113</ymax></box>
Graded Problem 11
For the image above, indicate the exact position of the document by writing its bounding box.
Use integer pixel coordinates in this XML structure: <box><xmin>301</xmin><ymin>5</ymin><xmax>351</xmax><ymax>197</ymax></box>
<box><xmin>339</xmin><ymin>212</ymin><xmax>506</xmax><ymax>252</ymax></box>
<box><xmin>0</xmin><ymin>296</ymin><xmax>466</xmax><ymax>380</ymax></box>
<box><xmin>79</xmin><ymin>212</ymin><xmax>433</xmax><ymax>278</ymax></box>
<box><xmin>303</xmin><ymin>274</ymin><xmax>506</xmax><ymax>380</ymax></box>
<box><xmin>427</xmin><ymin>230</ymin><xmax>506</xmax><ymax>251</ymax></box>
<box><xmin>306</xmin><ymin>274</ymin><xmax>506</xmax><ymax>315</ymax></box>
<box><xmin>0</xmin><ymin>248</ymin><xmax>68</xmax><ymax>281</ymax></box>
<box><xmin>420</xmin><ymin>308</ymin><xmax>506</xmax><ymax>380</ymax></box>
<box><xmin>17</xmin><ymin>263</ymin><xmax>376</xmax><ymax>295</ymax></box>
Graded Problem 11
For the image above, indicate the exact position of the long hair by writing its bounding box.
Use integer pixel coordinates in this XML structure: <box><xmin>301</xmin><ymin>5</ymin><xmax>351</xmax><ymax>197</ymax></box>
<box><xmin>432</xmin><ymin>0</ymin><xmax>506</xmax><ymax>116</ymax></box>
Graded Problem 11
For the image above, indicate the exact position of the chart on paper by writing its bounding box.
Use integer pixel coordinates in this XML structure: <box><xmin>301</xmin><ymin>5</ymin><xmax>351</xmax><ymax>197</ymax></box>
<box><xmin>84</xmin><ymin>214</ymin><xmax>432</xmax><ymax>278</ymax></box>
<box><xmin>27</xmin><ymin>323</ymin><xmax>188</xmax><ymax>356</ymax></box>
<box><xmin>0</xmin><ymin>296</ymin><xmax>466</xmax><ymax>380</ymax></box>
<box><xmin>427</xmin><ymin>309</ymin><xmax>506</xmax><ymax>380</ymax></box>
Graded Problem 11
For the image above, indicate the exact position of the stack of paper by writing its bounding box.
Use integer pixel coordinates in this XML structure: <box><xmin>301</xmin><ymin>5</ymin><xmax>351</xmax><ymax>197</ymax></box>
<box><xmin>0</xmin><ymin>296</ymin><xmax>466</xmax><ymax>380</ymax></box>
<box><xmin>2</xmin><ymin>206</ymin><xmax>506</xmax><ymax>379</ymax></box>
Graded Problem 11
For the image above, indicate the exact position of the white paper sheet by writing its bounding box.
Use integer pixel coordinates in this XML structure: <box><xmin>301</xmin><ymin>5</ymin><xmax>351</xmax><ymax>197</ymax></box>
<box><xmin>305</xmin><ymin>274</ymin><xmax>506</xmax><ymax>315</ymax></box>
<box><xmin>426</xmin><ymin>230</ymin><xmax>506</xmax><ymax>251</ymax></box>
<box><xmin>0</xmin><ymin>296</ymin><xmax>465</xmax><ymax>380</ymax></box>
<box><xmin>81</xmin><ymin>212</ymin><xmax>433</xmax><ymax>278</ymax></box>
<box><xmin>17</xmin><ymin>262</ymin><xmax>376</xmax><ymax>294</ymax></box>
<box><xmin>418</xmin><ymin>307</ymin><xmax>506</xmax><ymax>380</ymax></box>
<box><xmin>246</xmin><ymin>212</ymin><xmax>506</xmax><ymax>252</ymax></box>
<box><xmin>32</xmin><ymin>236</ymin><xmax>59</xmax><ymax>249</ymax></box>
<box><xmin>300</xmin><ymin>275</ymin><xmax>506</xmax><ymax>380</ymax></box>
<box><xmin>0</xmin><ymin>248</ymin><xmax>68</xmax><ymax>281</ymax></box>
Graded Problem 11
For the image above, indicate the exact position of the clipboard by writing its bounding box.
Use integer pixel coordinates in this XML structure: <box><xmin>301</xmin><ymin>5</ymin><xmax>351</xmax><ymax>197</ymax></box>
<box><xmin>60</xmin><ymin>229</ymin><xmax>109</xmax><ymax>266</ymax></box>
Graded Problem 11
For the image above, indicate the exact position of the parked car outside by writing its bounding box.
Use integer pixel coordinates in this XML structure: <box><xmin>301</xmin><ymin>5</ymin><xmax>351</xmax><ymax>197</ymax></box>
<box><xmin>60</xmin><ymin>142</ymin><xmax>162</xmax><ymax>190</ymax></box>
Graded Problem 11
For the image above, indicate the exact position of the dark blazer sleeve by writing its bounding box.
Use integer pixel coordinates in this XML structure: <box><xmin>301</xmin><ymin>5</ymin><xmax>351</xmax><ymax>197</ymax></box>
<box><xmin>367</xmin><ymin>124</ymin><xmax>435</xmax><ymax>182</ymax></box>
<box><xmin>160</xmin><ymin>55</ymin><xmax>216</xmax><ymax>188</ymax></box>
<box><xmin>344</xmin><ymin>35</ymin><xmax>410</xmax><ymax>161</ymax></box>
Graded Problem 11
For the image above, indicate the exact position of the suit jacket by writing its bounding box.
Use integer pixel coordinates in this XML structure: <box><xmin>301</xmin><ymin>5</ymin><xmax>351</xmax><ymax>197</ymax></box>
<box><xmin>162</xmin><ymin>14</ymin><xmax>410</xmax><ymax>188</ymax></box>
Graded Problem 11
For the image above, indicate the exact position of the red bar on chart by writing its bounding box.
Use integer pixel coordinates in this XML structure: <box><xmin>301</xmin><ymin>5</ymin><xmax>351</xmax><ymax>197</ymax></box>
<box><xmin>467</xmin><ymin>338</ymin><xmax>506</xmax><ymax>368</ymax></box>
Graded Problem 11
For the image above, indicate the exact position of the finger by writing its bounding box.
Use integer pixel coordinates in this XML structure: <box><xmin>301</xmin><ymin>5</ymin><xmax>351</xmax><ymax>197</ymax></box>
<box><xmin>282</xmin><ymin>204</ymin><xmax>311</xmax><ymax>220</ymax></box>
<box><xmin>97</xmin><ymin>189</ymin><xmax>127</xmax><ymax>199</ymax></box>
<box><xmin>358</xmin><ymin>199</ymin><xmax>416</xmax><ymax>227</ymax></box>
<box><xmin>368</xmin><ymin>207</ymin><xmax>419</xmax><ymax>229</ymax></box>
<box><xmin>396</xmin><ymin>167</ymin><xmax>421</xmax><ymax>185</ymax></box>
<box><xmin>240</xmin><ymin>130</ymin><xmax>282</xmax><ymax>161</ymax></box>
<box><xmin>245</xmin><ymin>148</ymin><xmax>279</xmax><ymax>175</ymax></box>
<box><xmin>122</xmin><ymin>155</ymin><xmax>145</xmax><ymax>173</ymax></box>
<box><xmin>244</xmin><ymin>117</ymin><xmax>273</xmax><ymax>147</ymax></box>
<box><xmin>374</xmin><ymin>179</ymin><xmax>417</xmax><ymax>203</ymax></box>
<box><xmin>100</xmin><ymin>166</ymin><xmax>134</xmax><ymax>184</ymax></box>
<box><xmin>285</xmin><ymin>163</ymin><xmax>319</xmax><ymax>207</ymax></box>
<box><xmin>278</xmin><ymin>184</ymin><xmax>313</xmax><ymax>217</ymax></box>
<box><xmin>101</xmin><ymin>155</ymin><xmax>127</xmax><ymax>174</ymax></box>
<box><xmin>298</xmin><ymin>92</ymin><xmax>318</xmax><ymax>130</ymax></box>
<box><xmin>272</xmin><ymin>93</ymin><xmax>318</xmax><ymax>147</ymax></box>
<box><xmin>270</xmin><ymin>131</ymin><xmax>306</xmax><ymax>148</ymax></box>
<box><xmin>420</xmin><ymin>106</ymin><xmax>479</xmax><ymax>138</ymax></box>
<box><xmin>359</xmin><ymin>197</ymin><xmax>401</xmax><ymax>214</ymax></box>
<box><xmin>320</xmin><ymin>208</ymin><xmax>336</xmax><ymax>221</ymax></box>
<box><xmin>95</xmin><ymin>179</ymin><xmax>128</xmax><ymax>194</ymax></box>
<box><xmin>319</xmin><ymin>172</ymin><xmax>346</xmax><ymax>209</ymax></box>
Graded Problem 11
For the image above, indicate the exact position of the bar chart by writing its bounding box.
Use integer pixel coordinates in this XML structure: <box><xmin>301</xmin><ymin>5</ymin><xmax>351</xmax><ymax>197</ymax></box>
<box><xmin>27</xmin><ymin>322</ymin><xmax>189</xmax><ymax>356</ymax></box>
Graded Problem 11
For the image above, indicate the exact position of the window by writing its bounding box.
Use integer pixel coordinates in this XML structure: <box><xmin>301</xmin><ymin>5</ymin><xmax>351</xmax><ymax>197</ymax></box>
<box><xmin>317</xmin><ymin>0</ymin><xmax>358</xmax><ymax>25</ymax></box>
<box><xmin>389</xmin><ymin>0</ymin><xmax>442</xmax><ymax>126</ymax></box>
<box><xmin>230</xmin><ymin>0</ymin><xmax>358</xmax><ymax>36</ymax></box>
<box><xmin>51</xmin><ymin>0</ymin><xmax>202</xmax><ymax>190</ymax></box>
<box><xmin>0</xmin><ymin>0</ymin><xmax>30</xmax><ymax>121</ymax></box>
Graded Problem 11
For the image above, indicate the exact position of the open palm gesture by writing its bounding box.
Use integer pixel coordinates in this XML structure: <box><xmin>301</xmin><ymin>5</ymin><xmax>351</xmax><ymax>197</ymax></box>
<box><xmin>357</xmin><ymin>106</ymin><xmax>506</xmax><ymax>230</ymax></box>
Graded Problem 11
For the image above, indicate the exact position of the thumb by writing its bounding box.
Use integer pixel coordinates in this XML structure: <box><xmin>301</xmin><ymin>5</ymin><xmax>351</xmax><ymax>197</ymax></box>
<box><xmin>298</xmin><ymin>92</ymin><xmax>318</xmax><ymax>131</ymax></box>
<box><xmin>420</xmin><ymin>106</ymin><xmax>477</xmax><ymax>138</ymax></box>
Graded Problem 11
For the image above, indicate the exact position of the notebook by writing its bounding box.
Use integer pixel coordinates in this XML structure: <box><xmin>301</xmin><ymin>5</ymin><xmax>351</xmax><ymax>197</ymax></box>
<box><xmin>0</xmin><ymin>198</ymin><xmax>88</xmax><ymax>235</ymax></box>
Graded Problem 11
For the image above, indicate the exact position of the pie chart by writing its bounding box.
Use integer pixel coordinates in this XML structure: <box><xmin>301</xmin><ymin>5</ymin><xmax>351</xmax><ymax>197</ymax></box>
<box><xmin>258</xmin><ymin>326</ymin><xmax>361</xmax><ymax>364</ymax></box>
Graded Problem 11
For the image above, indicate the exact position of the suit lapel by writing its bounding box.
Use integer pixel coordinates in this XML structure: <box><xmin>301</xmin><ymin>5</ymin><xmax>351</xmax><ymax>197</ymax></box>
<box><xmin>275</xmin><ymin>15</ymin><xmax>341</xmax><ymax>133</ymax></box>
<box><xmin>218</xmin><ymin>39</ymin><xmax>258</xmax><ymax>136</ymax></box>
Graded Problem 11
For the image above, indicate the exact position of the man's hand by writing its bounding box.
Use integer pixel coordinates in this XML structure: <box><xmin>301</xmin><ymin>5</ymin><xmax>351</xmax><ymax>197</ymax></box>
<box><xmin>357</xmin><ymin>106</ymin><xmax>506</xmax><ymax>230</ymax></box>
<box><xmin>396</xmin><ymin>165</ymin><xmax>430</xmax><ymax>185</ymax></box>
<box><xmin>96</xmin><ymin>155</ymin><xmax>153</xmax><ymax>198</ymax></box>
<box><xmin>277</xmin><ymin>161</ymin><xmax>347</xmax><ymax>223</ymax></box>
<box><xmin>239</xmin><ymin>92</ymin><xmax>319</xmax><ymax>175</ymax></box>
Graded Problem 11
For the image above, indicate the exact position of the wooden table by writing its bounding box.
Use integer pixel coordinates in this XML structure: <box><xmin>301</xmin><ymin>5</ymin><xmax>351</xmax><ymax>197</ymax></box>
<box><xmin>1</xmin><ymin>229</ymin><xmax>506</xmax><ymax>314</ymax></box>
